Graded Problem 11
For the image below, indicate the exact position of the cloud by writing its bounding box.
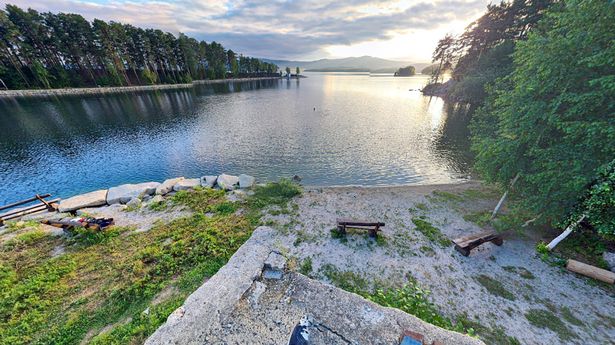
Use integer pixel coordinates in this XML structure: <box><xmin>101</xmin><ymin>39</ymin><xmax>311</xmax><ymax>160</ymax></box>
<box><xmin>0</xmin><ymin>0</ymin><xmax>489</xmax><ymax>60</ymax></box>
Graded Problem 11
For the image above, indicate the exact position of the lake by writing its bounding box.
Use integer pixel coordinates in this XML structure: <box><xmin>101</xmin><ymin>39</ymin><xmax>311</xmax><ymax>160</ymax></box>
<box><xmin>0</xmin><ymin>73</ymin><xmax>472</xmax><ymax>205</ymax></box>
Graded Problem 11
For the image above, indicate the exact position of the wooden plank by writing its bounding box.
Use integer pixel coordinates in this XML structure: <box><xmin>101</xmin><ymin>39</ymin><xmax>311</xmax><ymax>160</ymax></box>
<box><xmin>0</xmin><ymin>194</ymin><xmax>52</xmax><ymax>211</ymax></box>
<box><xmin>566</xmin><ymin>259</ymin><xmax>615</xmax><ymax>284</ymax></box>
<box><xmin>337</xmin><ymin>218</ymin><xmax>385</xmax><ymax>227</ymax></box>
<box><xmin>0</xmin><ymin>198</ymin><xmax>60</xmax><ymax>219</ymax></box>
<box><xmin>453</xmin><ymin>230</ymin><xmax>496</xmax><ymax>244</ymax></box>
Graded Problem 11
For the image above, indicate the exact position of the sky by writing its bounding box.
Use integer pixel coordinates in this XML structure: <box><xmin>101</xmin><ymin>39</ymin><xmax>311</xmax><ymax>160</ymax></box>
<box><xmin>0</xmin><ymin>0</ymin><xmax>491</xmax><ymax>62</ymax></box>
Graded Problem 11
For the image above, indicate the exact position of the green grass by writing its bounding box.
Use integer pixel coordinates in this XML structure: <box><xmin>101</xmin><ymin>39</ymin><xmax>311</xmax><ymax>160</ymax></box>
<box><xmin>411</xmin><ymin>217</ymin><xmax>449</xmax><ymax>247</ymax></box>
<box><xmin>320</xmin><ymin>265</ymin><xmax>474</xmax><ymax>336</ymax></box>
<box><xmin>415</xmin><ymin>203</ymin><xmax>429</xmax><ymax>211</ymax></box>
<box><xmin>457</xmin><ymin>317</ymin><xmax>520</xmax><ymax>345</ymax></box>
<box><xmin>525</xmin><ymin>309</ymin><xmax>575</xmax><ymax>340</ymax></box>
<box><xmin>463</xmin><ymin>211</ymin><xmax>491</xmax><ymax>227</ymax></box>
<box><xmin>475</xmin><ymin>275</ymin><xmax>516</xmax><ymax>301</ymax></box>
<box><xmin>503</xmin><ymin>266</ymin><xmax>535</xmax><ymax>279</ymax></box>
<box><xmin>431</xmin><ymin>190</ymin><xmax>464</xmax><ymax>202</ymax></box>
<box><xmin>299</xmin><ymin>257</ymin><xmax>313</xmax><ymax>276</ymax></box>
<box><xmin>560</xmin><ymin>306</ymin><xmax>584</xmax><ymax>327</ymax></box>
<box><xmin>0</xmin><ymin>179</ymin><xmax>297</xmax><ymax>345</ymax></box>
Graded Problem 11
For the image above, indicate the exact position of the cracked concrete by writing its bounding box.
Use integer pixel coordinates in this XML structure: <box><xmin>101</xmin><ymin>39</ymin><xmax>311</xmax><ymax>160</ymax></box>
<box><xmin>146</xmin><ymin>226</ymin><xmax>482</xmax><ymax>345</ymax></box>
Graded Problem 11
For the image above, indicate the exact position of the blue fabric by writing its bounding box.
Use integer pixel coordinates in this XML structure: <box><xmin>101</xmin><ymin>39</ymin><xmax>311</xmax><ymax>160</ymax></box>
<box><xmin>400</xmin><ymin>335</ymin><xmax>422</xmax><ymax>345</ymax></box>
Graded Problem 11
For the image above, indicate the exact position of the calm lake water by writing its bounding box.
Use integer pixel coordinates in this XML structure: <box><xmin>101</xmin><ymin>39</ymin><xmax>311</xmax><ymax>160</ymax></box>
<box><xmin>0</xmin><ymin>73</ymin><xmax>473</xmax><ymax>205</ymax></box>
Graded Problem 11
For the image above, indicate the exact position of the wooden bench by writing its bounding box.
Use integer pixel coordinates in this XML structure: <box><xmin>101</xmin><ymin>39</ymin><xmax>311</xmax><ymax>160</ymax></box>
<box><xmin>336</xmin><ymin>218</ymin><xmax>385</xmax><ymax>238</ymax></box>
<box><xmin>452</xmin><ymin>230</ymin><xmax>503</xmax><ymax>256</ymax></box>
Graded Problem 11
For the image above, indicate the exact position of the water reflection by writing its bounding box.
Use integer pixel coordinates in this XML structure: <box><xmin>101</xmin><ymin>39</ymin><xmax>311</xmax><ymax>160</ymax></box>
<box><xmin>0</xmin><ymin>74</ymin><xmax>471</xmax><ymax>204</ymax></box>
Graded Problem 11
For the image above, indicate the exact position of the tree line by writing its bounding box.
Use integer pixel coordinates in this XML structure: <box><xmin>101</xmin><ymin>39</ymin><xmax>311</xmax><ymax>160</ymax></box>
<box><xmin>428</xmin><ymin>0</ymin><xmax>614</xmax><ymax>236</ymax></box>
<box><xmin>0</xmin><ymin>4</ymin><xmax>279</xmax><ymax>90</ymax></box>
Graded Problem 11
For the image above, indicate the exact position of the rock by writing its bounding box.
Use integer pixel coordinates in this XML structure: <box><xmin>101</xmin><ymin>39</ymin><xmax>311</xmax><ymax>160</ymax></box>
<box><xmin>217</xmin><ymin>174</ymin><xmax>239</xmax><ymax>191</ymax></box>
<box><xmin>126</xmin><ymin>197</ymin><xmax>142</xmax><ymax>209</ymax></box>
<box><xmin>58</xmin><ymin>189</ymin><xmax>108</xmax><ymax>212</ymax></box>
<box><xmin>603</xmin><ymin>252</ymin><xmax>615</xmax><ymax>272</ymax></box>
<box><xmin>157</xmin><ymin>177</ymin><xmax>185</xmax><ymax>195</ymax></box>
<box><xmin>149</xmin><ymin>195</ymin><xmax>164</xmax><ymax>204</ymax></box>
<box><xmin>292</xmin><ymin>175</ymin><xmax>302</xmax><ymax>182</ymax></box>
<box><xmin>107</xmin><ymin>182</ymin><xmax>160</xmax><ymax>205</ymax></box>
<box><xmin>201</xmin><ymin>175</ymin><xmax>218</xmax><ymax>188</ymax></box>
<box><xmin>173</xmin><ymin>178</ymin><xmax>201</xmax><ymax>191</ymax></box>
<box><xmin>238</xmin><ymin>174</ymin><xmax>256</xmax><ymax>189</ymax></box>
<box><xmin>263</xmin><ymin>251</ymin><xmax>286</xmax><ymax>280</ymax></box>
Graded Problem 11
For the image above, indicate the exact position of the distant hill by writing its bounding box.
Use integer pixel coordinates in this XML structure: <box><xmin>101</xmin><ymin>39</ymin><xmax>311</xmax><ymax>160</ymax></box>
<box><xmin>261</xmin><ymin>56</ymin><xmax>430</xmax><ymax>73</ymax></box>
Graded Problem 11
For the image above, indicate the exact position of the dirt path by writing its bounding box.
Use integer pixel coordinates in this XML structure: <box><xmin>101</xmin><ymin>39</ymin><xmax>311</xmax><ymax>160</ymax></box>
<box><xmin>264</xmin><ymin>182</ymin><xmax>614</xmax><ymax>345</ymax></box>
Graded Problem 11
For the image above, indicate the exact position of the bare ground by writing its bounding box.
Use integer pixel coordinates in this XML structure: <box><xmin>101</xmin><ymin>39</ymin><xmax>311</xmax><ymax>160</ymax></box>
<box><xmin>261</xmin><ymin>182</ymin><xmax>615</xmax><ymax>345</ymax></box>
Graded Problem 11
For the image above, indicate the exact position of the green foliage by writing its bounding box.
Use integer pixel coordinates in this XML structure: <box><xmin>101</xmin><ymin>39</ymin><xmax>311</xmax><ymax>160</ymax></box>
<box><xmin>367</xmin><ymin>282</ymin><xmax>469</xmax><ymax>334</ymax></box>
<box><xmin>525</xmin><ymin>309</ymin><xmax>575</xmax><ymax>340</ymax></box>
<box><xmin>475</xmin><ymin>275</ymin><xmax>516</xmax><ymax>301</ymax></box>
<box><xmin>68</xmin><ymin>226</ymin><xmax>124</xmax><ymax>246</ymax></box>
<box><xmin>299</xmin><ymin>257</ymin><xmax>313</xmax><ymax>276</ymax></box>
<box><xmin>577</xmin><ymin>159</ymin><xmax>615</xmax><ymax>235</ymax></box>
<box><xmin>394</xmin><ymin>65</ymin><xmax>415</xmax><ymax>77</ymax></box>
<box><xmin>0</xmin><ymin>203</ymin><xmax>256</xmax><ymax>344</ymax></box>
<box><xmin>411</xmin><ymin>217</ymin><xmax>449</xmax><ymax>247</ymax></box>
<box><xmin>246</xmin><ymin>179</ymin><xmax>302</xmax><ymax>209</ymax></box>
<box><xmin>471</xmin><ymin>0</ymin><xmax>615</xmax><ymax>230</ymax></box>
<box><xmin>0</xmin><ymin>4</ymin><xmax>278</xmax><ymax>90</ymax></box>
<box><xmin>171</xmin><ymin>188</ymin><xmax>226</xmax><ymax>213</ymax></box>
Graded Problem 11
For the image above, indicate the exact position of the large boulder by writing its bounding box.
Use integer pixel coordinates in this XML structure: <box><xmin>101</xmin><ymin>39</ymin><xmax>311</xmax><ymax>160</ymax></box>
<box><xmin>216</xmin><ymin>174</ymin><xmax>239</xmax><ymax>191</ymax></box>
<box><xmin>238</xmin><ymin>174</ymin><xmax>256</xmax><ymax>189</ymax></box>
<box><xmin>173</xmin><ymin>178</ymin><xmax>201</xmax><ymax>191</ymax></box>
<box><xmin>201</xmin><ymin>175</ymin><xmax>217</xmax><ymax>188</ymax></box>
<box><xmin>157</xmin><ymin>177</ymin><xmax>184</xmax><ymax>195</ymax></box>
<box><xmin>107</xmin><ymin>182</ymin><xmax>160</xmax><ymax>205</ymax></box>
<box><xmin>58</xmin><ymin>189</ymin><xmax>108</xmax><ymax>212</ymax></box>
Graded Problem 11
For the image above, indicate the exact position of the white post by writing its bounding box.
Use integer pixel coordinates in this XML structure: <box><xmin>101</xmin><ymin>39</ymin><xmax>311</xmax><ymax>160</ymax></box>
<box><xmin>491</xmin><ymin>173</ymin><xmax>520</xmax><ymax>220</ymax></box>
<box><xmin>546</xmin><ymin>214</ymin><xmax>586</xmax><ymax>251</ymax></box>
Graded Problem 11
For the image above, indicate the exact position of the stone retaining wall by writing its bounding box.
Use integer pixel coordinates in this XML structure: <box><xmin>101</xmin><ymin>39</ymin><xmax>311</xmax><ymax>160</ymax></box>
<box><xmin>0</xmin><ymin>77</ymin><xmax>281</xmax><ymax>99</ymax></box>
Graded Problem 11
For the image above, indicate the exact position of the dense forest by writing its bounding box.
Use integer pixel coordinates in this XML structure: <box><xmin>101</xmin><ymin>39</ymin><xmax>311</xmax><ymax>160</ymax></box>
<box><xmin>427</xmin><ymin>0</ymin><xmax>614</xmax><ymax>237</ymax></box>
<box><xmin>0</xmin><ymin>5</ymin><xmax>279</xmax><ymax>90</ymax></box>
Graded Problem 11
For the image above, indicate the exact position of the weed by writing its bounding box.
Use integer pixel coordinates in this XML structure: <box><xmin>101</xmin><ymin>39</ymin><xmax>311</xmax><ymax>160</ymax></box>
<box><xmin>525</xmin><ymin>309</ymin><xmax>575</xmax><ymax>340</ymax></box>
<box><xmin>463</xmin><ymin>211</ymin><xmax>491</xmax><ymax>227</ymax></box>
<box><xmin>458</xmin><ymin>317</ymin><xmax>520</xmax><ymax>345</ymax></box>
<box><xmin>503</xmin><ymin>266</ymin><xmax>535</xmax><ymax>279</ymax></box>
<box><xmin>4</xmin><ymin>229</ymin><xmax>48</xmax><ymax>249</ymax></box>
<box><xmin>299</xmin><ymin>257</ymin><xmax>313</xmax><ymax>276</ymax></box>
<box><xmin>431</xmin><ymin>190</ymin><xmax>463</xmax><ymax>202</ymax></box>
<box><xmin>415</xmin><ymin>203</ymin><xmax>429</xmax><ymax>211</ymax></box>
<box><xmin>560</xmin><ymin>306</ymin><xmax>584</xmax><ymax>327</ymax></box>
<box><xmin>475</xmin><ymin>275</ymin><xmax>516</xmax><ymax>301</ymax></box>
<box><xmin>149</xmin><ymin>200</ymin><xmax>167</xmax><ymax>212</ymax></box>
<box><xmin>420</xmin><ymin>245</ymin><xmax>435</xmax><ymax>256</ymax></box>
<box><xmin>411</xmin><ymin>217</ymin><xmax>449</xmax><ymax>247</ymax></box>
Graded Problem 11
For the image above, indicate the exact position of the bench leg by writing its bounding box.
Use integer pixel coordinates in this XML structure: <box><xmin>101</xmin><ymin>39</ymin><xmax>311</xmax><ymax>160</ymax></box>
<box><xmin>337</xmin><ymin>225</ymin><xmax>346</xmax><ymax>235</ymax></box>
<box><xmin>455</xmin><ymin>245</ymin><xmax>470</xmax><ymax>257</ymax></box>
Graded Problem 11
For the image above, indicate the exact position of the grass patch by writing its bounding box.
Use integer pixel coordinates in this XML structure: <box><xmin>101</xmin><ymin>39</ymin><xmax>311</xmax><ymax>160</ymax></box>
<box><xmin>525</xmin><ymin>309</ymin><xmax>575</xmax><ymax>340</ymax></box>
<box><xmin>560</xmin><ymin>306</ymin><xmax>585</xmax><ymax>327</ymax></box>
<box><xmin>411</xmin><ymin>217</ymin><xmax>449</xmax><ymax>247</ymax></box>
<box><xmin>171</xmin><ymin>188</ymin><xmax>226</xmax><ymax>213</ymax></box>
<box><xmin>458</xmin><ymin>317</ymin><xmax>520</xmax><ymax>345</ymax></box>
<box><xmin>419</xmin><ymin>245</ymin><xmax>435</xmax><ymax>256</ymax></box>
<box><xmin>148</xmin><ymin>200</ymin><xmax>167</xmax><ymax>212</ymax></box>
<box><xmin>415</xmin><ymin>203</ymin><xmax>429</xmax><ymax>211</ymax></box>
<box><xmin>0</xmin><ymin>179</ymin><xmax>298</xmax><ymax>344</ymax></box>
<box><xmin>463</xmin><ymin>211</ymin><xmax>491</xmax><ymax>227</ymax></box>
<box><xmin>4</xmin><ymin>220</ymin><xmax>41</xmax><ymax>233</ymax></box>
<box><xmin>320</xmin><ymin>265</ymin><xmax>474</xmax><ymax>336</ymax></box>
<box><xmin>475</xmin><ymin>275</ymin><xmax>516</xmax><ymax>301</ymax></box>
<box><xmin>431</xmin><ymin>190</ymin><xmax>464</xmax><ymax>203</ymax></box>
<box><xmin>299</xmin><ymin>257</ymin><xmax>313</xmax><ymax>276</ymax></box>
<box><xmin>503</xmin><ymin>266</ymin><xmax>535</xmax><ymax>279</ymax></box>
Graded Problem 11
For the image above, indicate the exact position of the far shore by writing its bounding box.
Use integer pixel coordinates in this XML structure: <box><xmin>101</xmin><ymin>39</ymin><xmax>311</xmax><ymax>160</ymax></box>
<box><xmin>0</xmin><ymin>76</ymin><xmax>282</xmax><ymax>99</ymax></box>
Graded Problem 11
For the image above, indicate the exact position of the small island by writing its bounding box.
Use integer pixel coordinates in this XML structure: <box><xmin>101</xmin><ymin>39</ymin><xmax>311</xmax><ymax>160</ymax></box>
<box><xmin>394</xmin><ymin>65</ymin><xmax>416</xmax><ymax>77</ymax></box>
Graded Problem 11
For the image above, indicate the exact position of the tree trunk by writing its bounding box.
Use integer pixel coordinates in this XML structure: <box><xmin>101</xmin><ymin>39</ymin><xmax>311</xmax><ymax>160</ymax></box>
<box><xmin>491</xmin><ymin>173</ymin><xmax>520</xmax><ymax>220</ymax></box>
<box><xmin>546</xmin><ymin>214</ymin><xmax>586</xmax><ymax>251</ymax></box>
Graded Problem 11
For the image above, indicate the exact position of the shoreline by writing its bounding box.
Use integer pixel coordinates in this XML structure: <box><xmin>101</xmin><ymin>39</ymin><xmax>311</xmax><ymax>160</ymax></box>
<box><xmin>0</xmin><ymin>76</ymin><xmax>281</xmax><ymax>99</ymax></box>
